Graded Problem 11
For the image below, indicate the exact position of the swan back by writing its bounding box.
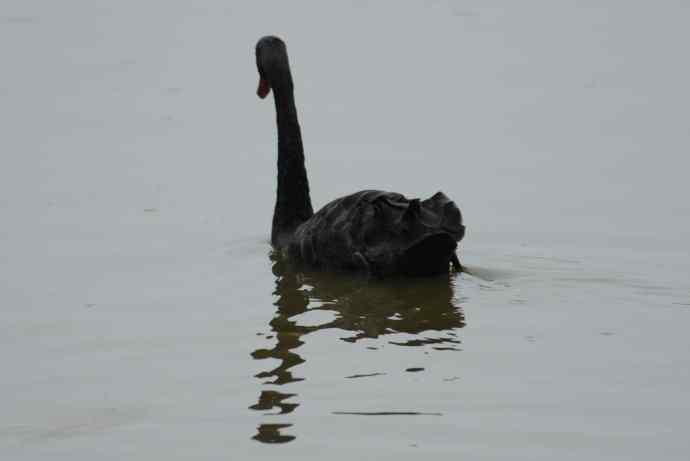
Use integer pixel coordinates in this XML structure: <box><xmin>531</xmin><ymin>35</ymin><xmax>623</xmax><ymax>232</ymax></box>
<box><xmin>287</xmin><ymin>190</ymin><xmax>465</xmax><ymax>276</ymax></box>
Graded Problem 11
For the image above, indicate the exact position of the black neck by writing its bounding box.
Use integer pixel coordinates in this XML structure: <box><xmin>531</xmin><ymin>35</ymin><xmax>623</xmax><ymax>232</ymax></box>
<box><xmin>271</xmin><ymin>80</ymin><xmax>313</xmax><ymax>247</ymax></box>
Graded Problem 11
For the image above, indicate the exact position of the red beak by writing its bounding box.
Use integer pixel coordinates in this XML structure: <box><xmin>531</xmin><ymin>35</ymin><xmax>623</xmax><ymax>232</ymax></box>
<box><xmin>257</xmin><ymin>77</ymin><xmax>270</xmax><ymax>99</ymax></box>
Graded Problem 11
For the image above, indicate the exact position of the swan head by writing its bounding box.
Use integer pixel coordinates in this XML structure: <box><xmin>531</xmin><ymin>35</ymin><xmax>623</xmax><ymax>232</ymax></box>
<box><xmin>255</xmin><ymin>36</ymin><xmax>292</xmax><ymax>99</ymax></box>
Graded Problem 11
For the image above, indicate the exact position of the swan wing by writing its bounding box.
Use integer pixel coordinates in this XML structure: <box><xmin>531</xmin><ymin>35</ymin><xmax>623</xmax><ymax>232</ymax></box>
<box><xmin>289</xmin><ymin>190</ymin><xmax>464</xmax><ymax>273</ymax></box>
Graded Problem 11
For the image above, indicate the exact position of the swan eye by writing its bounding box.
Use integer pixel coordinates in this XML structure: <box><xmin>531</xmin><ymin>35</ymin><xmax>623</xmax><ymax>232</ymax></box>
<box><xmin>256</xmin><ymin>52</ymin><xmax>265</xmax><ymax>77</ymax></box>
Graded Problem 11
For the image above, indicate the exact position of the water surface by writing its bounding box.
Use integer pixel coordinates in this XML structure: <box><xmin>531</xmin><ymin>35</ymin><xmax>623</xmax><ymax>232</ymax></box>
<box><xmin>1</xmin><ymin>1</ymin><xmax>689</xmax><ymax>459</ymax></box>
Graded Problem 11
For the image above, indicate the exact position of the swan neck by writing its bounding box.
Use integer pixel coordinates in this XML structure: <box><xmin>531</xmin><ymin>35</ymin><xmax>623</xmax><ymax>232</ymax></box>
<box><xmin>271</xmin><ymin>84</ymin><xmax>313</xmax><ymax>246</ymax></box>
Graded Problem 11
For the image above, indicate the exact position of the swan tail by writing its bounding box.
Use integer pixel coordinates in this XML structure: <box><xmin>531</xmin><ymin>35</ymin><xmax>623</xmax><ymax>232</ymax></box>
<box><xmin>399</xmin><ymin>233</ymin><xmax>458</xmax><ymax>276</ymax></box>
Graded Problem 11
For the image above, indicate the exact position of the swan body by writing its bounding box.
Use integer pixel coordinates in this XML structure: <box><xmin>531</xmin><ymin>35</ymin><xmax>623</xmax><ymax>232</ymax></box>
<box><xmin>289</xmin><ymin>190</ymin><xmax>464</xmax><ymax>276</ymax></box>
<box><xmin>255</xmin><ymin>36</ymin><xmax>465</xmax><ymax>276</ymax></box>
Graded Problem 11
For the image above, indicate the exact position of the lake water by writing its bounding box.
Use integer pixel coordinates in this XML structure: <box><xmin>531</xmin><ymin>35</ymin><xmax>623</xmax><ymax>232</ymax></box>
<box><xmin>2</xmin><ymin>1</ymin><xmax>689</xmax><ymax>459</ymax></box>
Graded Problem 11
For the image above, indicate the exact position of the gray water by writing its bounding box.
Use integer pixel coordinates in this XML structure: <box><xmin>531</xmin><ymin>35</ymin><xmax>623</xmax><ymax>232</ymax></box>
<box><xmin>2</xmin><ymin>1</ymin><xmax>689</xmax><ymax>459</ymax></box>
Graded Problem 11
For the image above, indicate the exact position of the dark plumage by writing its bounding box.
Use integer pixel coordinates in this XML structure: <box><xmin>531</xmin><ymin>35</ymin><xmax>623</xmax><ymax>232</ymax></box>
<box><xmin>255</xmin><ymin>36</ymin><xmax>465</xmax><ymax>276</ymax></box>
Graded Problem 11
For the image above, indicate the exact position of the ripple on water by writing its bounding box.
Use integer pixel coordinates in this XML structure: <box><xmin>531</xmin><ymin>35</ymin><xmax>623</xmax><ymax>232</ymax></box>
<box><xmin>249</xmin><ymin>252</ymin><xmax>467</xmax><ymax>443</ymax></box>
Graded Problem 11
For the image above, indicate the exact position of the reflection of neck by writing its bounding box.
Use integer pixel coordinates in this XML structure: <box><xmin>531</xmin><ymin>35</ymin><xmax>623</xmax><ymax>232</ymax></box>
<box><xmin>252</xmin><ymin>256</ymin><xmax>312</xmax><ymax>386</ymax></box>
<box><xmin>271</xmin><ymin>78</ymin><xmax>313</xmax><ymax>247</ymax></box>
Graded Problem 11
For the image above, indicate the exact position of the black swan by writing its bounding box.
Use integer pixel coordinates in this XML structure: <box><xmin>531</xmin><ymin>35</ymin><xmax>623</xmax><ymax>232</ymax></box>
<box><xmin>255</xmin><ymin>36</ymin><xmax>465</xmax><ymax>276</ymax></box>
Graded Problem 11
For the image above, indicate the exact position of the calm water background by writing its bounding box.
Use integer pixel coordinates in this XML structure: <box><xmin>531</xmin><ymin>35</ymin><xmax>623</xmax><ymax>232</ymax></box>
<box><xmin>2</xmin><ymin>1</ymin><xmax>689</xmax><ymax>459</ymax></box>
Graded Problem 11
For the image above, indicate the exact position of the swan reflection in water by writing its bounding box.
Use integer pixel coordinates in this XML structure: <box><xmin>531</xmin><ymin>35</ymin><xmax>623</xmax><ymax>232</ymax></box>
<box><xmin>250</xmin><ymin>252</ymin><xmax>466</xmax><ymax>443</ymax></box>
